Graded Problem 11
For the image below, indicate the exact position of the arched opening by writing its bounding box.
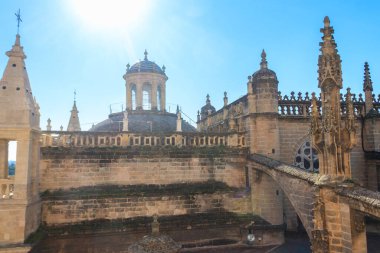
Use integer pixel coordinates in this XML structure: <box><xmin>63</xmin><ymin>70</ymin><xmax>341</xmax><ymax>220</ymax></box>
<box><xmin>294</xmin><ymin>140</ymin><xmax>319</xmax><ymax>173</ymax></box>
<box><xmin>157</xmin><ymin>86</ymin><xmax>161</xmax><ymax>111</ymax></box>
<box><xmin>131</xmin><ymin>84</ymin><xmax>137</xmax><ymax>110</ymax></box>
<box><xmin>142</xmin><ymin>83</ymin><xmax>152</xmax><ymax>110</ymax></box>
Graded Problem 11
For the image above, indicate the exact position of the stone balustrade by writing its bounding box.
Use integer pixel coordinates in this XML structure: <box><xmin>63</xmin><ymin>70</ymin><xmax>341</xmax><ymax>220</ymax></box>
<box><xmin>278</xmin><ymin>91</ymin><xmax>380</xmax><ymax>117</ymax></box>
<box><xmin>40</xmin><ymin>131</ymin><xmax>246</xmax><ymax>148</ymax></box>
<box><xmin>0</xmin><ymin>178</ymin><xmax>14</xmax><ymax>199</ymax></box>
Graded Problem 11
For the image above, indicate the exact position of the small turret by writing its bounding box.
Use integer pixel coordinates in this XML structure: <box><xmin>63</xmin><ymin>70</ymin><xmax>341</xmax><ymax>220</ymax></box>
<box><xmin>46</xmin><ymin>118</ymin><xmax>52</xmax><ymax>131</ymax></box>
<box><xmin>200</xmin><ymin>94</ymin><xmax>216</xmax><ymax>120</ymax></box>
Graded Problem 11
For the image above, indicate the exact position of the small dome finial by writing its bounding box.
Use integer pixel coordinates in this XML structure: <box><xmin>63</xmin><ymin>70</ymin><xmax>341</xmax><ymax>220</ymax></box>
<box><xmin>260</xmin><ymin>49</ymin><xmax>268</xmax><ymax>69</ymax></box>
<box><xmin>324</xmin><ymin>16</ymin><xmax>330</xmax><ymax>28</ymax></box>
<box><xmin>206</xmin><ymin>94</ymin><xmax>210</xmax><ymax>104</ymax></box>
<box><xmin>144</xmin><ymin>49</ymin><xmax>148</xmax><ymax>60</ymax></box>
<box><xmin>162</xmin><ymin>65</ymin><xmax>166</xmax><ymax>73</ymax></box>
<box><xmin>126</xmin><ymin>63</ymin><xmax>130</xmax><ymax>71</ymax></box>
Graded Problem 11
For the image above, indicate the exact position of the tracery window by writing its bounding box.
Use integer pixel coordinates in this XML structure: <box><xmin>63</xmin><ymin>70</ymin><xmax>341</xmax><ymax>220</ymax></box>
<box><xmin>294</xmin><ymin>141</ymin><xmax>319</xmax><ymax>173</ymax></box>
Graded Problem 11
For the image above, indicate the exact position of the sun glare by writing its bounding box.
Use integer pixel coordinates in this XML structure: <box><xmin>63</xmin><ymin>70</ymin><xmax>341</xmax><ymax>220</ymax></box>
<box><xmin>67</xmin><ymin>0</ymin><xmax>152</xmax><ymax>33</ymax></box>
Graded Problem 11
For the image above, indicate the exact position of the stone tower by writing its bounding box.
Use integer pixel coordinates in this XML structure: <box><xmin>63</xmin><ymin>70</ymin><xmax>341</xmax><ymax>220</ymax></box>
<box><xmin>124</xmin><ymin>50</ymin><xmax>168</xmax><ymax>111</ymax></box>
<box><xmin>311</xmin><ymin>16</ymin><xmax>356</xmax><ymax>180</ymax></box>
<box><xmin>247</xmin><ymin>50</ymin><xmax>280</xmax><ymax>159</ymax></box>
<box><xmin>0</xmin><ymin>34</ymin><xmax>41</xmax><ymax>245</ymax></box>
<box><xmin>67</xmin><ymin>99</ymin><xmax>81</xmax><ymax>131</ymax></box>
<box><xmin>248</xmin><ymin>50</ymin><xmax>283</xmax><ymax>229</ymax></box>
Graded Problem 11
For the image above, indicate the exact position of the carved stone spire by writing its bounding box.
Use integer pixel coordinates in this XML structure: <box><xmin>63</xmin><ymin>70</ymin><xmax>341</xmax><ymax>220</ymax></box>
<box><xmin>363</xmin><ymin>62</ymin><xmax>374</xmax><ymax>114</ymax></box>
<box><xmin>363</xmin><ymin>62</ymin><xmax>373</xmax><ymax>92</ymax></box>
<box><xmin>318</xmin><ymin>16</ymin><xmax>342</xmax><ymax>89</ymax></box>
<box><xmin>67</xmin><ymin>96</ymin><xmax>81</xmax><ymax>131</ymax></box>
<box><xmin>0</xmin><ymin>34</ymin><xmax>40</xmax><ymax>129</ymax></box>
<box><xmin>311</xmin><ymin>17</ymin><xmax>355</xmax><ymax>181</ymax></box>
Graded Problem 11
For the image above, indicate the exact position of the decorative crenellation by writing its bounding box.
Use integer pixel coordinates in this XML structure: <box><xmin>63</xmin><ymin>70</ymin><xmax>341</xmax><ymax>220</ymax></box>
<box><xmin>41</xmin><ymin>131</ymin><xmax>247</xmax><ymax>148</ymax></box>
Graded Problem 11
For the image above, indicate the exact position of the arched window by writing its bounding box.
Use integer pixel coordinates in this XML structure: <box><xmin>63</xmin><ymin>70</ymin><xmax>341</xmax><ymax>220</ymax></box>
<box><xmin>157</xmin><ymin>86</ymin><xmax>161</xmax><ymax>111</ymax></box>
<box><xmin>131</xmin><ymin>84</ymin><xmax>137</xmax><ymax>110</ymax></box>
<box><xmin>294</xmin><ymin>141</ymin><xmax>319</xmax><ymax>173</ymax></box>
<box><xmin>143</xmin><ymin>83</ymin><xmax>152</xmax><ymax>110</ymax></box>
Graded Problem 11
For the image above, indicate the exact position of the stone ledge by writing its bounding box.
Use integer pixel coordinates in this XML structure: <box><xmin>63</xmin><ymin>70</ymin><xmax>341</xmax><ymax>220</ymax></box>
<box><xmin>40</xmin><ymin>181</ymin><xmax>240</xmax><ymax>200</ymax></box>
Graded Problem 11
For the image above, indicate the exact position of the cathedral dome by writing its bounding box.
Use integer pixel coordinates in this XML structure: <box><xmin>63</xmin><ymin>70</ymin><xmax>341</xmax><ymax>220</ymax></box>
<box><xmin>126</xmin><ymin>50</ymin><xmax>166</xmax><ymax>76</ymax></box>
<box><xmin>89</xmin><ymin>110</ymin><xmax>196</xmax><ymax>132</ymax></box>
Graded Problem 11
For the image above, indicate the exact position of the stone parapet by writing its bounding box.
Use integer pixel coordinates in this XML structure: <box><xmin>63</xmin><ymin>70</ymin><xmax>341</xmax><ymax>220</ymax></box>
<box><xmin>41</xmin><ymin>131</ymin><xmax>246</xmax><ymax>148</ymax></box>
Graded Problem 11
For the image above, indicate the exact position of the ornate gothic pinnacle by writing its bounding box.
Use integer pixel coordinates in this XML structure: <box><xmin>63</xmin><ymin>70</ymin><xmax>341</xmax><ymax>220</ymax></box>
<box><xmin>144</xmin><ymin>49</ymin><xmax>148</xmax><ymax>61</ymax></box>
<box><xmin>363</xmin><ymin>62</ymin><xmax>373</xmax><ymax>92</ymax></box>
<box><xmin>323</xmin><ymin>16</ymin><xmax>330</xmax><ymax>28</ymax></box>
<box><xmin>320</xmin><ymin>16</ymin><xmax>338</xmax><ymax>55</ymax></box>
<box><xmin>318</xmin><ymin>16</ymin><xmax>342</xmax><ymax>88</ymax></box>
<box><xmin>260</xmin><ymin>49</ymin><xmax>268</xmax><ymax>69</ymax></box>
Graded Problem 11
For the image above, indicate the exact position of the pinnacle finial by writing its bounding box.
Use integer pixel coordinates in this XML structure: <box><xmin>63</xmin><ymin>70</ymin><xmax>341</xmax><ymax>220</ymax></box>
<box><xmin>260</xmin><ymin>49</ymin><xmax>268</xmax><ymax>69</ymax></box>
<box><xmin>74</xmin><ymin>89</ymin><xmax>77</xmax><ymax>102</ymax></box>
<box><xmin>144</xmin><ymin>49</ymin><xmax>148</xmax><ymax>60</ymax></box>
<box><xmin>363</xmin><ymin>62</ymin><xmax>373</xmax><ymax>92</ymax></box>
<box><xmin>323</xmin><ymin>16</ymin><xmax>330</xmax><ymax>28</ymax></box>
<box><xmin>162</xmin><ymin>65</ymin><xmax>166</xmax><ymax>73</ymax></box>
<box><xmin>126</xmin><ymin>63</ymin><xmax>130</xmax><ymax>71</ymax></box>
<box><xmin>206</xmin><ymin>94</ymin><xmax>210</xmax><ymax>104</ymax></box>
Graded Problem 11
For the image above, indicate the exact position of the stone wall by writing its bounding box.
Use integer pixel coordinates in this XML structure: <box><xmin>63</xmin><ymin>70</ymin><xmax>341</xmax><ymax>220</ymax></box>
<box><xmin>39</xmin><ymin>146</ymin><xmax>250</xmax><ymax>226</ymax></box>
<box><xmin>40</xmin><ymin>146</ymin><xmax>247</xmax><ymax>191</ymax></box>
<box><xmin>278</xmin><ymin>117</ymin><xmax>310</xmax><ymax>164</ymax></box>
<box><xmin>42</xmin><ymin>192</ymin><xmax>251</xmax><ymax>225</ymax></box>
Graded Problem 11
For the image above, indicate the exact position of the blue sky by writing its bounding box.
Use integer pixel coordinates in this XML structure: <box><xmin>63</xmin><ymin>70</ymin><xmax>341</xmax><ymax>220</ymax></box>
<box><xmin>0</xmin><ymin>0</ymin><xmax>379</xmax><ymax>132</ymax></box>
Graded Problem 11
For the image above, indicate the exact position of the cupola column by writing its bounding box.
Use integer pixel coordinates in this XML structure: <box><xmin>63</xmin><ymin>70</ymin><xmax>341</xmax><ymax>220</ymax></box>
<box><xmin>161</xmin><ymin>84</ymin><xmax>166</xmax><ymax>112</ymax></box>
<box><xmin>136</xmin><ymin>84</ymin><xmax>143</xmax><ymax>110</ymax></box>
<box><xmin>151</xmin><ymin>82</ymin><xmax>158</xmax><ymax>110</ymax></box>
<box><xmin>126</xmin><ymin>82</ymin><xmax>132</xmax><ymax>110</ymax></box>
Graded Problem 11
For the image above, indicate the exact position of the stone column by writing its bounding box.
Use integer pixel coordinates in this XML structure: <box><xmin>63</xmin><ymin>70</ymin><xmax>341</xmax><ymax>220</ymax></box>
<box><xmin>351</xmin><ymin>211</ymin><xmax>367</xmax><ymax>253</ymax></box>
<box><xmin>136</xmin><ymin>84</ymin><xmax>143</xmax><ymax>110</ymax></box>
<box><xmin>151</xmin><ymin>83</ymin><xmax>157</xmax><ymax>110</ymax></box>
<box><xmin>126</xmin><ymin>82</ymin><xmax>132</xmax><ymax>110</ymax></box>
<box><xmin>161</xmin><ymin>84</ymin><xmax>166</xmax><ymax>112</ymax></box>
<box><xmin>0</xmin><ymin>139</ymin><xmax>8</xmax><ymax>178</ymax></box>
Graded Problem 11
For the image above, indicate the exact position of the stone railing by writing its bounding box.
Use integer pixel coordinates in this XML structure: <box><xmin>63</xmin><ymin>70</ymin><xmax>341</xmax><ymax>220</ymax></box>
<box><xmin>278</xmin><ymin>91</ymin><xmax>380</xmax><ymax>117</ymax></box>
<box><xmin>0</xmin><ymin>178</ymin><xmax>14</xmax><ymax>199</ymax></box>
<box><xmin>41</xmin><ymin>131</ymin><xmax>247</xmax><ymax>148</ymax></box>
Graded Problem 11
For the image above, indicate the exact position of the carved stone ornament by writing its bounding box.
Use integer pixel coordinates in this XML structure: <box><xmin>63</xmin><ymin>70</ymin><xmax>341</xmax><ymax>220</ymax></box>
<box><xmin>311</xmin><ymin>229</ymin><xmax>329</xmax><ymax>253</ymax></box>
<box><xmin>353</xmin><ymin>212</ymin><xmax>365</xmax><ymax>233</ymax></box>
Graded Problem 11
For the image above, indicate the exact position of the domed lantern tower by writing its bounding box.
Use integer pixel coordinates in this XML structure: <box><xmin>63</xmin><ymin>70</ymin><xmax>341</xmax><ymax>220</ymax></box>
<box><xmin>124</xmin><ymin>50</ymin><xmax>168</xmax><ymax>111</ymax></box>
